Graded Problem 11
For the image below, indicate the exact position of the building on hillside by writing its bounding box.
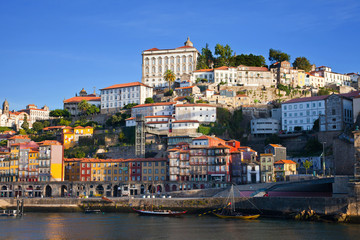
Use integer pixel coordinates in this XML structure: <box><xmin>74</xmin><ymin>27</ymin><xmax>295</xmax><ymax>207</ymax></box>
<box><xmin>64</xmin><ymin>89</ymin><xmax>101</xmax><ymax>116</ymax></box>
<box><xmin>264</xmin><ymin>144</ymin><xmax>287</xmax><ymax>163</ymax></box>
<box><xmin>100</xmin><ymin>82</ymin><xmax>153</xmax><ymax>114</ymax></box>
<box><xmin>270</xmin><ymin>61</ymin><xmax>298</xmax><ymax>86</ymax></box>
<box><xmin>231</xmin><ymin>146</ymin><xmax>259</xmax><ymax>184</ymax></box>
<box><xmin>251</xmin><ymin>118</ymin><xmax>280</xmax><ymax>137</ymax></box>
<box><xmin>353</xmin><ymin>95</ymin><xmax>360</xmax><ymax>122</ymax></box>
<box><xmin>282</xmin><ymin>94</ymin><xmax>353</xmax><ymax>132</ymax></box>
<box><xmin>260</xmin><ymin>153</ymin><xmax>274</xmax><ymax>183</ymax></box>
<box><xmin>126</xmin><ymin>102</ymin><xmax>216</xmax><ymax>133</ymax></box>
<box><xmin>297</xmin><ymin>70</ymin><xmax>306</xmax><ymax>87</ymax></box>
<box><xmin>274</xmin><ymin>160</ymin><xmax>297</xmax><ymax>181</ymax></box>
<box><xmin>308</xmin><ymin>72</ymin><xmax>325</xmax><ymax>88</ymax></box>
<box><xmin>207</xmin><ymin>92</ymin><xmax>250</xmax><ymax>108</ymax></box>
<box><xmin>142</xmin><ymin>37</ymin><xmax>199</xmax><ymax>88</ymax></box>
<box><xmin>191</xmin><ymin>69</ymin><xmax>214</xmax><ymax>83</ymax></box>
<box><xmin>174</xmin><ymin>104</ymin><xmax>216</xmax><ymax>123</ymax></box>
<box><xmin>7</xmin><ymin>135</ymin><xmax>31</xmax><ymax>148</ymax></box>
<box><xmin>0</xmin><ymin>140</ymin><xmax>63</xmax><ymax>183</ymax></box>
<box><xmin>174</xmin><ymin>86</ymin><xmax>201</xmax><ymax>97</ymax></box>
<box><xmin>19</xmin><ymin>104</ymin><xmax>50</xmax><ymax>125</ymax></box>
<box><xmin>236</xmin><ymin>65</ymin><xmax>275</xmax><ymax>87</ymax></box>
<box><xmin>281</xmin><ymin>95</ymin><xmax>327</xmax><ymax>132</ymax></box>
<box><xmin>313</xmin><ymin>66</ymin><xmax>351</xmax><ymax>86</ymax></box>
<box><xmin>319</xmin><ymin>94</ymin><xmax>353</xmax><ymax>131</ymax></box>
<box><xmin>62</xmin><ymin>126</ymin><xmax>94</xmax><ymax>149</ymax></box>
<box><xmin>0</xmin><ymin>100</ymin><xmax>29</xmax><ymax>130</ymax></box>
<box><xmin>168</xmin><ymin>136</ymin><xmax>234</xmax><ymax>188</ymax></box>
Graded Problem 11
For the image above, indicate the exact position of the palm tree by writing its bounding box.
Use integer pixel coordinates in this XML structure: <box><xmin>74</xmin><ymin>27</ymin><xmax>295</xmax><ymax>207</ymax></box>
<box><xmin>163</xmin><ymin>70</ymin><xmax>176</xmax><ymax>91</ymax></box>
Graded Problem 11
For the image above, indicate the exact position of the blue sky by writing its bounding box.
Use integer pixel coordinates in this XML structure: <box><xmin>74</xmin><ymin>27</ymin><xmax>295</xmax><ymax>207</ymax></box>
<box><xmin>0</xmin><ymin>0</ymin><xmax>359</xmax><ymax>110</ymax></box>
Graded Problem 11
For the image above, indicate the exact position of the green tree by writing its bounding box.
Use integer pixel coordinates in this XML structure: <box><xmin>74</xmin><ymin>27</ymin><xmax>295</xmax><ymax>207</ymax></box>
<box><xmin>214</xmin><ymin>44</ymin><xmax>233</xmax><ymax>67</ymax></box>
<box><xmin>59</xmin><ymin>118</ymin><xmax>71</xmax><ymax>126</ymax></box>
<box><xmin>163</xmin><ymin>69</ymin><xmax>176</xmax><ymax>90</ymax></box>
<box><xmin>78</xmin><ymin>100</ymin><xmax>91</xmax><ymax>115</ymax></box>
<box><xmin>293</xmin><ymin>57</ymin><xmax>312</xmax><ymax>72</ymax></box>
<box><xmin>19</xmin><ymin>129</ymin><xmax>27</xmax><ymax>135</ymax></box>
<box><xmin>164</xmin><ymin>89</ymin><xmax>173</xmax><ymax>96</ymax></box>
<box><xmin>21</xmin><ymin>115</ymin><xmax>29</xmax><ymax>130</ymax></box>
<box><xmin>0</xmin><ymin>127</ymin><xmax>13</xmax><ymax>132</ymax></box>
<box><xmin>197</xmin><ymin>43</ymin><xmax>214</xmax><ymax>69</ymax></box>
<box><xmin>269</xmin><ymin>48</ymin><xmax>290</xmax><ymax>63</ymax></box>
<box><xmin>233</xmin><ymin>54</ymin><xmax>266</xmax><ymax>67</ymax></box>
<box><xmin>74</xmin><ymin>150</ymin><xmax>86</xmax><ymax>158</ymax></box>
<box><xmin>123</xmin><ymin>103</ymin><xmax>138</xmax><ymax>109</ymax></box>
<box><xmin>0</xmin><ymin>140</ymin><xmax>7</xmax><ymax>146</ymax></box>
<box><xmin>145</xmin><ymin>97</ymin><xmax>154</xmax><ymax>104</ymax></box>
<box><xmin>50</xmin><ymin>109</ymin><xmax>70</xmax><ymax>118</ymax></box>
<box><xmin>86</xmin><ymin>104</ymin><xmax>100</xmax><ymax>115</ymax></box>
<box><xmin>303</xmin><ymin>160</ymin><xmax>313</xmax><ymax>174</ymax></box>
<box><xmin>318</xmin><ymin>88</ymin><xmax>331</xmax><ymax>96</ymax></box>
<box><xmin>313</xmin><ymin>118</ymin><xmax>320</xmax><ymax>131</ymax></box>
<box><xmin>32</xmin><ymin>121</ymin><xmax>44</xmax><ymax>132</ymax></box>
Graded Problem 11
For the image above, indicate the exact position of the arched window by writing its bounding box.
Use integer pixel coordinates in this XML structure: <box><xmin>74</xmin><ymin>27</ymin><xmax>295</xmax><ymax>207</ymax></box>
<box><xmin>189</xmin><ymin>56</ymin><xmax>193</xmax><ymax>62</ymax></box>
<box><xmin>158</xmin><ymin>57</ymin><xmax>162</xmax><ymax>65</ymax></box>
<box><xmin>183</xmin><ymin>65</ymin><xmax>186</xmax><ymax>71</ymax></box>
<box><xmin>177</xmin><ymin>56</ymin><xmax>180</xmax><ymax>64</ymax></box>
<box><xmin>159</xmin><ymin>66</ymin><xmax>162</xmax><ymax>73</ymax></box>
<box><xmin>165</xmin><ymin>57</ymin><xmax>169</xmax><ymax>64</ymax></box>
<box><xmin>189</xmin><ymin>64</ymin><xmax>192</xmax><ymax>71</ymax></box>
<box><xmin>183</xmin><ymin>56</ymin><xmax>186</xmax><ymax>63</ymax></box>
<box><xmin>145</xmin><ymin>58</ymin><xmax>149</xmax><ymax>65</ymax></box>
<box><xmin>146</xmin><ymin>67</ymin><xmax>149</xmax><ymax>74</ymax></box>
<box><xmin>171</xmin><ymin>57</ymin><xmax>174</xmax><ymax>64</ymax></box>
<box><xmin>152</xmin><ymin>66</ymin><xmax>156</xmax><ymax>73</ymax></box>
<box><xmin>152</xmin><ymin>58</ymin><xmax>155</xmax><ymax>65</ymax></box>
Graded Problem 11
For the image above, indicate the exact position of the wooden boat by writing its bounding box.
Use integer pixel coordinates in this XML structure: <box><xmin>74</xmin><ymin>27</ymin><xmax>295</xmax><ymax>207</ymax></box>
<box><xmin>84</xmin><ymin>209</ymin><xmax>102</xmax><ymax>214</ymax></box>
<box><xmin>213</xmin><ymin>212</ymin><xmax>260</xmax><ymax>219</ymax></box>
<box><xmin>213</xmin><ymin>185</ymin><xmax>261</xmax><ymax>220</ymax></box>
<box><xmin>132</xmin><ymin>208</ymin><xmax>187</xmax><ymax>216</ymax></box>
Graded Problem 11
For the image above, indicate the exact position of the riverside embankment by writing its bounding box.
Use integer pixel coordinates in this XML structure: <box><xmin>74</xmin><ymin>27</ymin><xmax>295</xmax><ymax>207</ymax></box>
<box><xmin>1</xmin><ymin>196</ymin><xmax>359</xmax><ymax>222</ymax></box>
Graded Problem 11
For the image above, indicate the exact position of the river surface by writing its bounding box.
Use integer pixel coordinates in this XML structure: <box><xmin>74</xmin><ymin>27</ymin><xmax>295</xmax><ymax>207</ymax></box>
<box><xmin>0</xmin><ymin>212</ymin><xmax>359</xmax><ymax>240</ymax></box>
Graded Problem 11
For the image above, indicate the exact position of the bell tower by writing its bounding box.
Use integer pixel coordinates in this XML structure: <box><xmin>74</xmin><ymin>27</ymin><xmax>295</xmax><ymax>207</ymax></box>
<box><xmin>2</xmin><ymin>99</ymin><xmax>9</xmax><ymax>115</ymax></box>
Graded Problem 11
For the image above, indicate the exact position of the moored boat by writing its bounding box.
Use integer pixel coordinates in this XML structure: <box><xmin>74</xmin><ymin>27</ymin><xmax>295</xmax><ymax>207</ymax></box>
<box><xmin>213</xmin><ymin>212</ymin><xmax>260</xmax><ymax>219</ymax></box>
<box><xmin>132</xmin><ymin>208</ymin><xmax>187</xmax><ymax>216</ymax></box>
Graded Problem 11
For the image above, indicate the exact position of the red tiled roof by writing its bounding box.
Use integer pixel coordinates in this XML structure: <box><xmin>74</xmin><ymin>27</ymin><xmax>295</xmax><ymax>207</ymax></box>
<box><xmin>147</xmin><ymin>121</ymin><xmax>168</xmax><ymax>124</ymax></box>
<box><xmin>64</xmin><ymin>96</ymin><xmax>100</xmax><ymax>103</ymax></box>
<box><xmin>236</xmin><ymin>94</ymin><xmax>249</xmax><ymax>98</ymax></box>
<box><xmin>175</xmin><ymin>86</ymin><xmax>196</xmax><ymax>90</ymax></box>
<box><xmin>283</xmin><ymin>95</ymin><xmax>328</xmax><ymax>104</ymax></box>
<box><xmin>144</xmin><ymin>48</ymin><xmax>160</xmax><ymax>51</ymax></box>
<box><xmin>38</xmin><ymin>140</ymin><xmax>62</xmax><ymax>146</ymax></box>
<box><xmin>275</xmin><ymin>160</ymin><xmax>296</xmax><ymax>164</ymax></box>
<box><xmin>340</xmin><ymin>91</ymin><xmax>360</xmax><ymax>98</ymax></box>
<box><xmin>269</xmin><ymin>144</ymin><xmax>284</xmax><ymax>148</ymax></box>
<box><xmin>175</xmin><ymin>104</ymin><xmax>215</xmax><ymax>108</ymax></box>
<box><xmin>238</xmin><ymin>65</ymin><xmax>269</xmax><ymax>72</ymax></box>
<box><xmin>8</xmin><ymin>135</ymin><xmax>30</xmax><ymax>140</ymax></box>
<box><xmin>176</xmin><ymin>46</ymin><xmax>195</xmax><ymax>49</ymax></box>
<box><xmin>101</xmin><ymin>82</ymin><xmax>151</xmax><ymax>90</ymax></box>
<box><xmin>172</xmin><ymin>120</ymin><xmax>199</xmax><ymax>123</ymax></box>
<box><xmin>132</xmin><ymin>102</ymin><xmax>176</xmax><ymax>108</ymax></box>
<box><xmin>193</xmin><ymin>69</ymin><xmax>214</xmax><ymax>73</ymax></box>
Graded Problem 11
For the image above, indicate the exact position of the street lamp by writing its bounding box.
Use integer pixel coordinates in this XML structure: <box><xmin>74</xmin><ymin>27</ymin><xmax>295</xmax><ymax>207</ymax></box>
<box><xmin>322</xmin><ymin>142</ymin><xmax>326</xmax><ymax>176</ymax></box>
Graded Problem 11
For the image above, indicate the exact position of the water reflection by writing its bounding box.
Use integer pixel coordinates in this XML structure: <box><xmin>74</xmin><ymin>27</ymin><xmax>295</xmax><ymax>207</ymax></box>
<box><xmin>0</xmin><ymin>213</ymin><xmax>359</xmax><ymax>240</ymax></box>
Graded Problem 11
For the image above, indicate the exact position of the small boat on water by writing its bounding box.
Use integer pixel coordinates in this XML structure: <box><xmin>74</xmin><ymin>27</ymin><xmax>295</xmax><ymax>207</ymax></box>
<box><xmin>84</xmin><ymin>209</ymin><xmax>102</xmax><ymax>214</ymax></box>
<box><xmin>132</xmin><ymin>208</ymin><xmax>187</xmax><ymax>216</ymax></box>
<box><xmin>213</xmin><ymin>185</ymin><xmax>261</xmax><ymax>220</ymax></box>
<box><xmin>0</xmin><ymin>210</ymin><xmax>18</xmax><ymax>217</ymax></box>
<box><xmin>213</xmin><ymin>212</ymin><xmax>260</xmax><ymax>219</ymax></box>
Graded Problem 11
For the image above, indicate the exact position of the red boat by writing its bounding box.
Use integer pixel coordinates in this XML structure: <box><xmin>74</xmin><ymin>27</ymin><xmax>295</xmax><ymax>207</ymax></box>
<box><xmin>132</xmin><ymin>208</ymin><xmax>187</xmax><ymax>216</ymax></box>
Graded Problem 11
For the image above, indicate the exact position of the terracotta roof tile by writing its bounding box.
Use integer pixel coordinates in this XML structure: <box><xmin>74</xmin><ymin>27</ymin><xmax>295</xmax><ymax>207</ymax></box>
<box><xmin>63</xmin><ymin>96</ymin><xmax>101</xmax><ymax>103</ymax></box>
<box><xmin>100</xmin><ymin>81</ymin><xmax>152</xmax><ymax>90</ymax></box>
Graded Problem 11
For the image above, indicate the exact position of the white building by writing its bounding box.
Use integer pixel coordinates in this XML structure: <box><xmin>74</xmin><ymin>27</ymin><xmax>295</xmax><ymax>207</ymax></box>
<box><xmin>313</xmin><ymin>66</ymin><xmax>351</xmax><ymax>86</ymax></box>
<box><xmin>346</xmin><ymin>73</ymin><xmax>360</xmax><ymax>83</ymax></box>
<box><xmin>0</xmin><ymin>100</ymin><xmax>30</xmax><ymax>130</ymax></box>
<box><xmin>100</xmin><ymin>82</ymin><xmax>153</xmax><ymax>114</ymax></box>
<box><xmin>19</xmin><ymin>104</ymin><xmax>50</xmax><ymax>125</ymax></box>
<box><xmin>251</xmin><ymin>118</ymin><xmax>280</xmax><ymax>137</ymax></box>
<box><xmin>282</xmin><ymin>95</ymin><xmax>327</xmax><ymax>132</ymax></box>
<box><xmin>130</xmin><ymin>102</ymin><xmax>176</xmax><ymax>118</ymax></box>
<box><xmin>174</xmin><ymin>104</ymin><xmax>216</xmax><ymax>123</ymax></box>
<box><xmin>142</xmin><ymin>37</ymin><xmax>199</xmax><ymax>88</ymax></box>
<box><xmin>191</xmin><ymin>69</ymin><xmax>214</xmax><ymax>83</ymax></box>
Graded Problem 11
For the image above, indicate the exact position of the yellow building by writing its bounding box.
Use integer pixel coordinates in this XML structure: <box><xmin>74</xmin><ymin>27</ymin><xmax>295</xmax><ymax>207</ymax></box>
<box><xmin>62</xmin><ymin>126</ymin><xmax>94</xmax><ymax>149</ymax></box>
<box><xmin>297</xmin><ymin>70</ymin><xmax>305</xmax><ymax>87</ymax></box>
<box><xmin>274</xmin><ymin>159</ymin><xmax>297</xmax><ymax>181</ymax></box>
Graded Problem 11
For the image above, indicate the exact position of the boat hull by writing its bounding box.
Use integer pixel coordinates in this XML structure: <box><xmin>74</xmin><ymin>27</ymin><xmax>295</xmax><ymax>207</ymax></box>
<box><xmin>213</xmin><ymin>213</ymin><xmax>260</xmax><ymax>219</ymax></box>
<box><xmin>132</xmin><ymin>208</ymin><xmax>187</xmax><ymax>216</ymax></box>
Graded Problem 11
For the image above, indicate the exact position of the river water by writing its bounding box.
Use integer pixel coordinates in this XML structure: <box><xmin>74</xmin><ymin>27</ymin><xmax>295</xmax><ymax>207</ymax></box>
<box><xmin>0</xmin><ymin>213</ymin><xmax>359</xmax><ymax>240</ymax></box>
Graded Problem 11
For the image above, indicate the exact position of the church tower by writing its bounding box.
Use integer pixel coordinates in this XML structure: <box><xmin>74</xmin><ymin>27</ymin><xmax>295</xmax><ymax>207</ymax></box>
<box><xmin>2</xmin><ymin>99</ymin><xmax>9</xmax><ymax>115</ymax></box>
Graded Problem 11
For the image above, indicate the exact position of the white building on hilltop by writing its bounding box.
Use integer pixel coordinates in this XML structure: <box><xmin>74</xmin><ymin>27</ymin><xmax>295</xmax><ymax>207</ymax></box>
<box><xmin>142</xmin><ymin>37</ymin><xmax>199</xmax><ymax>88</ymax></box>
<box><xmin>312</xmin><ymin>66</ymin><xmax>351</xmax><ymax>86</ymax></box>
<box><xmin>100</xmin><ymin>82</ymin><xmax>153</xmax><ymax>114</ymax></box>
